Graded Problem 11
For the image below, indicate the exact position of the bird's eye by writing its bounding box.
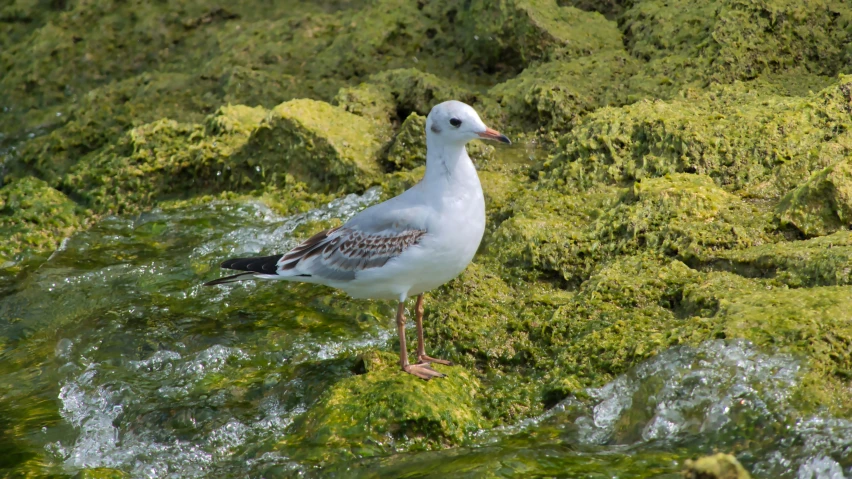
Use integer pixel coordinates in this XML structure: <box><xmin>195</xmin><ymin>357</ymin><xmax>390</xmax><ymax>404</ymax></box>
<box><xmin>449</xmin><ymin>118</ymin><xmax>462</xmax><ymax>127</ymax></box>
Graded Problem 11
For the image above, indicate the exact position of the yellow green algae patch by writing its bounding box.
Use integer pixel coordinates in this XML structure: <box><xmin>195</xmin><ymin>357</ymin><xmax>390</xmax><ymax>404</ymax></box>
<box><xmin>489</xmin><ymin>173</ymin><xmax>772</xmax><ymax>286</ymax></box>
<box><xmin>487</xmin><ymin>50</ymin><xmax>640</xmax><ymax>135</ymax></box>
<box><xmin>0</xmin><ymin>176</ymin><xmax>84</xmax><ymax>262</ymax></box>
<box><xmin>282</xmin><ymin>350</ymin><xmax>485</xmax><ymax>463</ymax></box>
<box><xmin>454</xmin><ymin>0</ymin><xmax>624</xmax><ymax>73</ymax></box>
<box><xmin>544</xmin><ymin>77</ymin><xmax>852</xmax><ymax>195</ymax></box>
<box><xmin>776</xmin><ymin>157</ymin><xmax>852</xmax><ymax>237</ymax></box>
<box><xmin>60</xmin><ymin>100</ymin><xmax>383</xmax><ymax>214</ymax></box>
<box><xmin>683</xmin><ymin>453</ymin><xmax>751</xmax><ymax>479</ymax></box>
<box><xmin>335</xmin><ymin>68</ymin><xmax>483</xmax><ymax>131</ymax></box>
<box><xmin>242</xmin><ymin>99</ymin><xmax>383</xmax><ymax>193</ymax></box>
<box><xmin>621</xmin><ymin>0</ymin><xmax>852</xmax><ymax>99</ymax></box>
<box><xmin>709</xmin><ymin>231</ymin><xmax>852</xmax><ymax>288</ymax></box>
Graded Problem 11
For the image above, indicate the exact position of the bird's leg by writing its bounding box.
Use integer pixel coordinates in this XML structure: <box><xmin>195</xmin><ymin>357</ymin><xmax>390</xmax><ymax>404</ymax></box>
<box><xmin>397</xmin><ymin>300</ymin><xmax>445</xmax><ymax>380</ymax></box>
<box><xmin>414</xmin><ymin>294</ymin><xmax>454</xmax><ymax>366</ymax></box>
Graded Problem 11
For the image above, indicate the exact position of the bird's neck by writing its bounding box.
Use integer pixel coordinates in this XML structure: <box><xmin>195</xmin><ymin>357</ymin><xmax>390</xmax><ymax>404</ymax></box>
<box><xmin>423</xmin><ymin>138</ymin><xmax>480</xmax><ymax>192</ymax></box>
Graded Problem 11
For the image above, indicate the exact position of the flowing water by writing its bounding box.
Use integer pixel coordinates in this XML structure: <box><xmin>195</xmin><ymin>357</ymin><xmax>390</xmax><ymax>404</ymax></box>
<box><xmin>1</xmin><ymin>188</ymin><xmax>851</xmax><ymax>478</ymax></box>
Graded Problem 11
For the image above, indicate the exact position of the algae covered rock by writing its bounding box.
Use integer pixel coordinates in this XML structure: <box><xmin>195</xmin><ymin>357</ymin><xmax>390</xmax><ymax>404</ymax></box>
<box><xmin>776</xmin><ymin>158</ymin><xmax>852</xmax><ymax>237</ymax></box>
<box><xmin>286</xmin><ymin>351</ymin><xmax>485</xmax><ymax>461</ymax></box>
<box><xmin>683</xmin><ymin>453</ymin><xmax>751</xmax><ymax>479</ymax></box>
<box><xmin>711</xmin><ymin>231</ymin><xmax>852</xmax><ymax>288</ymax></box>
<box><xmin>546</xmin><ymin>77</ymin><xmax>852</xmax><ymax>194</ymax></box>
<box><xmin>62</xmin><ymin>104</ymin><xmax>267</xmax><ymax>214</ymax></box>
<box><xmin>454</xmin><ymin>0</ymin><xmax>623</xmax><ymax>72</ymax></box>
<box><xmin>622</xmin><ymin>0</ymin><xmax>852</xmax><ymax>99</ymax></box>
<box><xmin>488</xmin><ymin>50</ymin><xmax>640</xmax><ymax>133</ymax></box>
<box><xmin>491</xmin><ymin>174</ymin><xmax>771</xmax><ymax>285</ymax></box>
<box><xmin>244</xmin><ymin>99</ymin><xmax>383</xmax><ymax>192</ymax></box>
<box><xmin>335</xmin><ymin>68</ymin><xmax>481</xmax><ymax>129</ymax></box>
<box><xmin>0</xmin><ymin>176</ymin><xmax>83</xmax><ymax>262</ymax></box>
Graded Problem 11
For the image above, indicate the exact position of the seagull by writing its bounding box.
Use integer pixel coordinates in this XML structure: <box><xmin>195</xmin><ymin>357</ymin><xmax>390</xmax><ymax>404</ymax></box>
<box><xmin>204</xmin><ymin>100</ymin><xmax>511</xmax><ymax>380</ymax></box>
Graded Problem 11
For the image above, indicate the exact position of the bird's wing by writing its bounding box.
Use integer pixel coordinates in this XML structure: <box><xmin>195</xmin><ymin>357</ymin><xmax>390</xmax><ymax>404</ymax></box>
<box><xmin>277</xmin><ymin>222</ymin><xmax>427</xmax><ymax>281</ymax></box>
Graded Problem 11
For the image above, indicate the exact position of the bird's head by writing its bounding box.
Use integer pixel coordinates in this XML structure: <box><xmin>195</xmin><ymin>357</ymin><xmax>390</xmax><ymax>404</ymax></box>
<box><xmin>425</xmin><ymin>100</ymin><xmax>511</xmax><ymax>146</ymax></box>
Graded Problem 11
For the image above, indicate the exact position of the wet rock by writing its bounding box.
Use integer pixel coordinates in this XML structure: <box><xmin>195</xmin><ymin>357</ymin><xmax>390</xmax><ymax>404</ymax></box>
<box><xmin>0</xmin><ymin>176</ymin><xmax>83</xmax><ymax>262</ymax></box>
<box><xmin>545</xmin><ymin>77</ymin><xmax>852</xmax><ymax>195</ymax></box>
<box><xmin>776</xmin><ymin>158</ymin><xmax>852</xmax><ymax>237</ymax></box>
<box><xmin>284</xmin><ymin>350</ymin><xmax>485</xmax><ymax>462</ymax></box>
<box><xmin>683</xmin><ymin>453</ymin><xmax>752</xmax><ymax>479</ymax></box>
<box><xmin>454</xmin><ymin>0</ymin><xmax>623</xmax><ymax>73</ymax></box>
<box><xmin>243</xmin><ymin>99</ymin><xmax>383</xmax><ymax>193</ymax></box>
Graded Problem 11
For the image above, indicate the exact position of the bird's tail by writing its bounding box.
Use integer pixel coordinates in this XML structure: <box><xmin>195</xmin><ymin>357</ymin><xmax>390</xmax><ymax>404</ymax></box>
<box><xmin>203</xmin><ymin>254</ymin><xmax>284</xmax><ymax>286</ymax></box>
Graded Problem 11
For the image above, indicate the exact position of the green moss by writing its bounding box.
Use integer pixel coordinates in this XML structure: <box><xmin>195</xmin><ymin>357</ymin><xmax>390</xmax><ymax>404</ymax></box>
<box><xmin>545</xmin><ymin>77</ymin><xmax>852</xmax><ymax>195</ymax></box>
<box><xmin>284</xmin><ymin>350</ymin><xmax>485</xmax><ymax>463</ymax></box>
<box><xmin>335</xmin><ymin>68</ymin><xmax>482</xmax><ymax>130</ymax></box>
<box><xmin>73</xmin><ymin>468</ymin><xmax>129</xmax><ymax>479</ymax></box>
<box><xmin>683</xmin><ymin>453</ymin><xmax>752</xmax><ymax>479</ymax></box>
<box><xmin>454</xmin><ymin>0</ymin><xmax>623</xmax><ymax>74</ymax></box>
<box><xmin>62</xmin><ymin>99</ymin><xmax>381</xmax><ymax>213</ymax></box>
<box><xmin>0</xmin><ymin>176</ymin><xmax>83</xmax><ymax>262</ymax></box>
<box><xmin>243</xmin><ymin>99</ymin><xmax>383</xmax><ymax>193</ymax></box>
<box><xmin>776</xmin><ymin>157</ymin><xmax>852</xmax><ymax>236</ymax></box>
<box><xmin>62</xmin><ymin>117</ymin><xmax>246</xmax><ymax>214</ymax></box>
<box><xmin>710</xmin><ymin>231</ymin><xmax>852</xmax><ymax>288</ymax></box>
<box><xmin>487</xmin><ymin>50</ymin><xmax>640</xmax><ymax>134</ymax></box>
<box><xmin>18</xmin><ymin>72</ymin><xmax>219</xmax><ymax>184</ymax></box>
<box><xmin>622</xmin><ymin>0</ymin><xmax>852</xmax><ymax>99</ymax></box>
<box><xmin>490</xmin><ymin>174</ymin><xmax>772</xmax><ymax>286</ymax></box>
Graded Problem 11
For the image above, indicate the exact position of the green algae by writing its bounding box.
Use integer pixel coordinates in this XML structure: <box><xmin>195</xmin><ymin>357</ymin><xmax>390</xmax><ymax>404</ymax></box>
<box><xmin>335</xmin><ymin>68</ymin><xmax>483</xmax><ymax>131</ymax></box>
<box><xmin>490</xmin><ymin>174</ymin><xmax>773</xmax><ymax>286</ymax></box>
<box><xmin>545</xmin><ymin>77</ymin><xmax>852</xmax><ymax>195</ymax></box>
<box><xmin>0</xmin><ymin>176</ymin><xmax>84</xmax><ymax>262</ymax></box>
<box><xmin>487</xmin><ymin>50</ymin><xmax>640</xmax><ymax>135</ymax></box>
<box><xmin>284</xmin><ymin>350</ymin><xmax>484</xmax><ymax>463</ymax></box>
<box><xmin>621</xmin><ymin>0</ymin><xmax>852</xmax><ymax>99</ymax></box>
<box><xmin>454</xmin><ymin>0</ymin><xmax>624</xmax><ymax>74</ymax></box>
<box><xmin>776</xmin><ymin>157</ymin><xmax>852</xmax><ymax>236</ymax></box>
<box><xmin>243</xmin><ymin>99</ymin><xmax>383</xmax><ymax>193</ymax></box>
<box><xmin>683</xmin><ymin>453</ymin><xmax>751</xmax><ymax>479</ymax></box>
<box><xmin>709</xmin><ymin>231</ymin><xmax>852</xmax><ymax>288</ymax></box>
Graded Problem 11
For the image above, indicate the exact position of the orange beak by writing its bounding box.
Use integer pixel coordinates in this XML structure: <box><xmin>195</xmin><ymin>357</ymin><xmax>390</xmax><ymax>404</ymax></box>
<box><xmin>477</xmin><ymin>127</ymin><xmax>511</xmax><ymax>144</ymax></box>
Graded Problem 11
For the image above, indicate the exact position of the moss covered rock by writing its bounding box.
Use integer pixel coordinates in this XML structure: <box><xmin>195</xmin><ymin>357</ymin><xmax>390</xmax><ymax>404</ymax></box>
<box><xmin>683</xmin><ymin>453</ymin><xmax>751</xmax><ymax>479</ymax></box>
<box><xmin>490</xmin><ymin>174</ymin><xmax>772</xmax><ymax>285</ymax></box>
<box><xmin>243</xmin><ymin>99</ymin><xmax>383</xmax><ymax>192</ymax></box>
<box><xmin>62</xmin><ymin>105</ymin><xmax>264</xmax><ymax>214</ymax></box>
<box><xmin>285</xmin><ymin>350</ymin><xmax>484</xmax><ymax>462</ymax></box>
<box><xmin>545</xmin><ymin>77</ymin><xmax>852</xmax><ymax>194</ymax></box>
<box><xmin>454</xmin><ymin>0</ymin><xmax>623</xmax><ymax>73</ymax></box>
<box><xmin>0</xmin><ymin>176</ymin><xmax>83</xmax><ymax>262</ymax></box>
<box><xmin>487</xmin><ymin>50</ymin><xmax>640</xmax><ymax>133</ymax></box>
<box><xmin>708</xmin><ymin>230</ymin><xmax>852</xmax><ymax>288</ymax></box>
<box><xmin>622</xmin><ymin>0</ymin><xmax>852</xmax><ymax>99</ymax></box>
<box><xmin>335</xmin><ymin>68</ymin><xmax>482</xmax><ymax>130</ymax></box>
<box><xmin>776</xmin><ymin>157</ymin><xmax>852</xmax><ymax>237</ymax></box>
